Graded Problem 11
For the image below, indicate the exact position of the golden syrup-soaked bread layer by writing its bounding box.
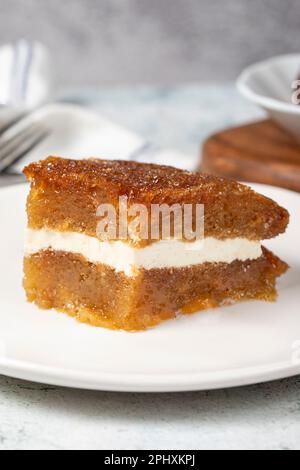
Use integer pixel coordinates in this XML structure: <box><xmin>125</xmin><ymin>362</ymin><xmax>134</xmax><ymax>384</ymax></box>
<box><xmin>24</xmin><ymin>247</ymin><xmax>288</xmax><ymax>331</ymax></box>
<box><xmin>24</xmin><ymin>157</ymin><xmax>289</xmax><ymax>246</ymax></box>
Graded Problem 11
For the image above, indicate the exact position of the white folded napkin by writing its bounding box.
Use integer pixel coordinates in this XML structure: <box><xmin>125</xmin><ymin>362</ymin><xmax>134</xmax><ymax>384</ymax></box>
<box><xmin>9</xmin><ymin>103</ymin><xmax>197</xmax><ymax>174</ymax></box>
<box><xmin>0</xmin><ymin>41</ymin><xmax>196</xmax><ymax>174</ymax></box>
<box><xmin>9</xmin><ymin>103</ymin><xmax>144</xmax><ymax>173</ymax></box>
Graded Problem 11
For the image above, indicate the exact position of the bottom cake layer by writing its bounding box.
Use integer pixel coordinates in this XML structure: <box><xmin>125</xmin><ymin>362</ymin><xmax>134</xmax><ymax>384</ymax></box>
<box><xmin>24</xmin><ymin>247</ymin><xmax>288</xmax><ymax>331</ymax></box>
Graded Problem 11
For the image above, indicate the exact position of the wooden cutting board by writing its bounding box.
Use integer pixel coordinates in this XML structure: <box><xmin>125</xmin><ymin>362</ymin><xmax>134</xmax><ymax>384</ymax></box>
<box><xmin>201</xmin><ymin>119</ymin><xmax>300</xmax><ymax>193</ymax></box>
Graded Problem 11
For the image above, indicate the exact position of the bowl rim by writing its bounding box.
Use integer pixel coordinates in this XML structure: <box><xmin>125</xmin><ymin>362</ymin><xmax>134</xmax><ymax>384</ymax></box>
<box><xmin>237</xmin><ymin>53</ymin><xmax>300</xmax><ymax>115</ymax></box>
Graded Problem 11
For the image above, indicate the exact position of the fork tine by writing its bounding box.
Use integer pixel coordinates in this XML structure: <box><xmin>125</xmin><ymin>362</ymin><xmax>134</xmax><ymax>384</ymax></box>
<box><xmin>0</xmin><ymin>122</ymin><xmax>44</xmax><ymax>157</ymax></box>
<box><xmin>0</xmin><ymin>123</ymin><xmax>48</xmax><ymax>172</ymax></box>
<box><xmin>0</xmin><ymin>111</ymin><xmax>29</xmax><ymax>137</ymax></box>
<box><xmin>0</xmin><ymin>118</ymin><xmax>38</xmax><ymax>148</ymax></box>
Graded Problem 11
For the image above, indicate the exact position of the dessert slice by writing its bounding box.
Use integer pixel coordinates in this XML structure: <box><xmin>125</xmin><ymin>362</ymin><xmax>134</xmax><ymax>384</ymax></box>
<box><xmin>23</xmin><ymin>157</ymin><xmax>289</xmax><ymax>331</ymax></box>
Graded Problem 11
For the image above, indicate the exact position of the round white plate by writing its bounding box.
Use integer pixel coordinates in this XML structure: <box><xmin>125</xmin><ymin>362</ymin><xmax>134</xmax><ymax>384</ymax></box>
<box><xmin>0</xmin><ymin>183</ymin><xmax>299</xmax><ymax>392</ymax></box>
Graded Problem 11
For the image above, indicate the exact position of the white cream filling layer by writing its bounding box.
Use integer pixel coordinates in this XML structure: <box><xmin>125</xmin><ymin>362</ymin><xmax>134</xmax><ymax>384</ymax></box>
<box><xmin>25</xmin><ymin>229</ymin><xmax>262</xmax><ymax>276</ymax></box>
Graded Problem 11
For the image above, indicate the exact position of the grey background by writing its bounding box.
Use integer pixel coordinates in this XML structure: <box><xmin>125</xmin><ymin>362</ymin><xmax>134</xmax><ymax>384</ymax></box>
<box><xmin>0</xmin><ymin>0</ymin><xmax>299</xmax><ymax>88</ymax></box>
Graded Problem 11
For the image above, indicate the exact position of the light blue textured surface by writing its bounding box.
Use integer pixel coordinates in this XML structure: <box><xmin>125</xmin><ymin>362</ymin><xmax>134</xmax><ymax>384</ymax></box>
<box><xmin>65</xmin><ymin>84</ymin><xmax>263</xmax><ymax>159</ymax></box>
<box><xmin>0</xmin><ymin>85</ymin><xmax>299</xmax><ymax>451</ymax></box>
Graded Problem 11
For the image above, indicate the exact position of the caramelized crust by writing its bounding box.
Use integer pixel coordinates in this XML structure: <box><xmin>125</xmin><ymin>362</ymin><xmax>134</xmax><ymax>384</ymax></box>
<box><xmin>24</xmin><ymin>247</ymin><xmax>288</xmax><ymax>331</ymax></box>
<box><xmin>24</xmin><ymin>157</ymin><xmax>289</xmax><ymax>244</ymax></box>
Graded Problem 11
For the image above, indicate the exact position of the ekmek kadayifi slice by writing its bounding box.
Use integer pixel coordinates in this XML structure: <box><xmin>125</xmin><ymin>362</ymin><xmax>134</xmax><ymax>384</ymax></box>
<box><xmin>23</xmin><ymin>157</ymin><xmax>289</xmax><ymax>331</ymax></box>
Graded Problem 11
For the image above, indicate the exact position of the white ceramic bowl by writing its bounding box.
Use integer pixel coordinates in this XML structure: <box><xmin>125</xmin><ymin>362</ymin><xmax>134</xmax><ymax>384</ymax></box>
<box><xmin>237</xmin><ymin>54</ymin><xmax>300</xmax><ymax>138</ymax></box>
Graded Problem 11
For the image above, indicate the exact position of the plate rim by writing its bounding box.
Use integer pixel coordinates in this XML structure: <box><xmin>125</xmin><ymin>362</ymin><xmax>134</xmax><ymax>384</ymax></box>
<box><xmin>0</xmin><ymin>356</ymin><xmax>300</xmax><ymax>392</ymax></box>
<box><xmin>0</xmin><ymin>181</ymin><xmax>299</xmax><ymax>392</ymax></box>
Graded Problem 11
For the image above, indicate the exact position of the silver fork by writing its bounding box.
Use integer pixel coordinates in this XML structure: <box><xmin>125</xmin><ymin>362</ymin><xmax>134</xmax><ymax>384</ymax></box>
<box><xmin>0</xmin><ymin>117</ymin><xmax>48</xmax><ymax>173</ymax></box>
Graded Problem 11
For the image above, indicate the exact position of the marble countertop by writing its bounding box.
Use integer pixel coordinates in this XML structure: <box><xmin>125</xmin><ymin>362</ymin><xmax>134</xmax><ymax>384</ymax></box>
<box><xmin>0</xmin><ymin>85</ymin><xmax>299</xmax><ymax>450</ymax></box>
<box><xmin>65</xmin><ymin>83</ymin><xmax>265</xmax><ymax>160</ymax></box>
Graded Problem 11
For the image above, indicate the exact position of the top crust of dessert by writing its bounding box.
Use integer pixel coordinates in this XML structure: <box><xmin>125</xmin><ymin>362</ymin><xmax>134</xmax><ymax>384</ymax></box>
<box><xmin>22</xmin><ymin>156</ymin><xmax>283</xmax><ymax>201</ymax></box>
<box><xmin>23</xmin><ymin>157</ymin><xmax>289</xmax><ymax>241</ymax></box>
<box><xmin>24</xmin><ymin>156</ymin><xmax>250</xmax><ymax>195</ymax></box>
